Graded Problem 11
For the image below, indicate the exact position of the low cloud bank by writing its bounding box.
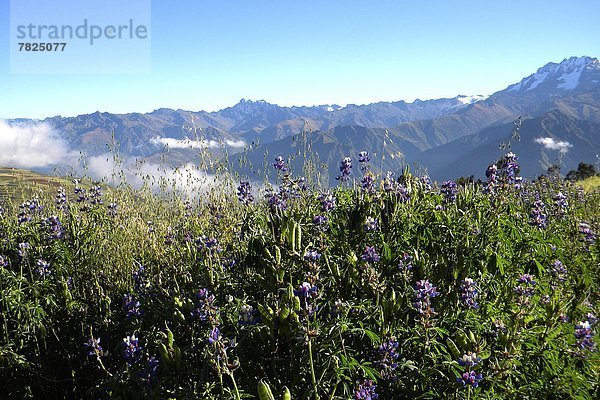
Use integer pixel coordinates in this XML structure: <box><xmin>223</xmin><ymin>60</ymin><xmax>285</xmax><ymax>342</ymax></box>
<box><xmin>534</xmin><ymin>137</ymin><xmax>572</xmax><ymax>153</ymax></box>
<box><xmin>150</xmin><ymin>136</ymin><xmax>246</xmax><ymax>150</ymax></box>
<box><xmin>85</xmin><ymin>153</ymin><xmax>222</xmax><ymax>195</ymax></box>
<box><xmin>0</xmin><ymin>121</ymin><xmax>231</xmax><ymax>194</ymax></box>
<box><xmin>0</xmin><ymin>119</ymin><xmax>77</xmax><ymax>168</ymax></box>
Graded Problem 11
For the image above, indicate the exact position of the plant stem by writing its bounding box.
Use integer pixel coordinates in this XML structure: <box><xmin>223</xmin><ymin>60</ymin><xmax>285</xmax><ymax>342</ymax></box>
<box><xmin>307</xmin><ymin>335</ymin><xmax>319</xmax><ymax>400</ymax></box>
<box><xmin>229</xmin><ymin>372</ymin><xmax>241</xmax><ymax>400</ymax></box>
<box><xmin>219</xmin><ymin>372</ymin><xmax>224</xmax><ymax>398</ymax></box>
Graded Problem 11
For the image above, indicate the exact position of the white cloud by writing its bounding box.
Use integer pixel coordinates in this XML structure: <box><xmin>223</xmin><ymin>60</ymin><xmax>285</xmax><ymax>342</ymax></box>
<box><xmin>150</xmin><ymin>136</ymin><xmax>246</xmax><ymax>150</ymax></box>
<box><xmin>133</xmin><ymin>162</ymin><xmax>221</xmax><ymax>194</ymax></box>
<box><xmin>0</xmin><ymin>121</ymin><xmax>232</xmax><ymax>196</ymax></box>
<box><xmin>534</xmin><ymin>137</ymin><xmax>573</xmax><ymax>153</ymax></box>
<box><xmin>84</xmin><ymin>153</ymin><xmax>223</xmax><ymax>195</ymax></box>
<box><xmin>0</xmin><ymin>120</ymin><xmax>77</xmax><ymax>168</ymax></box>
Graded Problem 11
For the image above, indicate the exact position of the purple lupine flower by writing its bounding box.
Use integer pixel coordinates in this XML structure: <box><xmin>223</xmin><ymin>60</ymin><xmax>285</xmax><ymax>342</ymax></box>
<box><xmin>578</xmin><ymin>222</ymin><xmax>596</xmax><ymax>243</ymax></box>
<box><xmin>304</xmin><ymin>250</ymin><xmax>321</xmax><ymax>262</ymax></box>
<box><xmin>18</xmin><ymin>198</ymin><xmax>43</xmax><ymax>224</ymax></box>
<box><xmin>73</xmin><ymin>180</ymin><xmax>88</xmax><ymax>203</ymax></box>
<box><xmin>487</xmin><ymin>152</ymin><xmax>522</xmax><ymax>190</ymax></box>
<box><xmin>441</xmin><ymin>180</ymin><xmax>458</xmax><ymax>203</ymax></box>
<box><xmin>554</xmin><ymin>191</ymin><xmax>568</xmax><ymax>211</ymax></box>
<box><xmin>313</xmin><ymin>214</ymin><xmax>328</xmax><ymax>224</ymax></box>
<box><xmin>133</xmin><ymin>265</ymin><xmax>148</xmax><ymax>291</ymax></box>
<box><xmin>318</xmin><ymin>192</ymin><xmax>336</xmax><ymax>212</ymax></box>
<box><xmin>336</xmin><ymin>157</ymin><xmax>353</xmax><ymax>182</ymax></box>
<box><xmin>414</xmin><ymin>279</ymin><xmax>438</xmax><ymax>316</ymax></box>
<box><xmin>458</xmin><ymin>352</ymin><xmax>481</xmax><ymax>368</ymax></box>
<box><xmin>85</xmin><ymin>336</ymin><xmax>103</xmax><ymax>358</ymax></box>
<box><xmin>294</xmin><ymin>282</ymin><xmax>318</xmax><ymax>316</ymax></box>
<box><xmin>364</xmin><ymin>217</ymin><xmax>379</xmax><ymax>232</ymax></box>
<box><xmin>354</xmin><ymin>379</ymin><xmax>378</xmax><ymax>400</ymax></box>
<box><xmin>419</xmin><ymin>174</ymin><xmax>433</xmax><ymax>191</ymax></box>
<box><xmin>457</xmin><ymin>370</ymin><xmax>483</xmax><ymax>388</ymax></box>
<box><xmin>36</xmin><ymin>259</ymin><xmax>51</xmax><ymax>279</ymax></box>
<box><xmin>574</xmin><ymin>321</ymin><xmax>595</xmax><ymax>352</ymax></box>
<box><xmin>90</xmin><ymin>184</ymin><xmax>103</xmax><ymax>205</ymax></box>
<box><xmin>140</xmin><ymin>356</ymin><xmax>160</xmax><ymax>388</ymax></box>
<box><xmin>266</xmin><ymin>189</ymin><xmax>287</xmax><ymax>211</ymax></box>
<box><xmin>193</xmin><ymin>288</ymin><xmax>218</xmax><ymax>322</ymax></box>
<box><xmin>55</xmin><ymin>187</ymin><xmax>67</xmax><ymax>210</ymax></box>
<box><xmin>239</xmin><ymin>305</ymin><xmax>258</xmax><ymax>325</ymax></box>
<box><xmin>383</xmin><ymin>172</ymin><xmax>412</xmax><ymax>200</ymax></box>
<box><xmin>396</xmin><ymin>183</ymin><xmax>411</xmax><ymax>202</ymax></box>
<box><xmin>273</xmin><ymin>155</ymin><xmax>287</xmax><ymax>172</ymax></box>
<box><xmin>208</xmin><ymin>327</ymin><xmax>221</xmax><ymax>344</ymax></box>
<box><xmin>383</xmin><ymin>171</ymin><xmax>396</xmax><ymax>192</ymax></box>
<box><xmin>587</xmin><ymin>313</ymin><xmax>598</xmax><ymax>325</ymax></box>
<box><xmin>0</xmin><ymin>255</ymin><xmax>8</xmax><ymax>268</ymax></box>
<box><xmin>513</xmin><ymin>274</ymin><xmax>536</xmax><ymax>297</ymax></box>
<box><xmin>18</xmin><ymin>242</ymin><xmax>30</xmax><ymax>259</ymax></box>
<box><xmin>459</xmin><ymin>278</ymin><xmax>479</xmax><ymax>310</ymax></box>
<box><xmin>164</xmin><ymin>227</ymin><xmax>175</xmax><ymax>246</ymax></box>
<box><xmin>559</xmin><ymin>314</ymin><xmax>569</xmax><ymax>323</ymax></box>
<box><xmin>361</xmin><ymin>246</ymin><xmax>380</xmax><ymax>263</ymax></box>
<box><xmin>44</xmin><ymin>215</ymin><xmax>64</xmax><ymax>240</ymax></box>
<box><xmin>204</xmin><ymin>237</ymin><xmax>222</xmax><ymax>254</ymax></box>
<box><xmin>397</xmin><ymin>253</ymin><xmax>413</xmax><ymax>271</ymax></box>
<box><xmin>549</xmin><ymin>260</ymin><xmax>568</xmax><ymax>283</ymax></box>
<box><xmin>279</xmin><ymin>175</ymin><xmax>307</xmax><ymax>199</ymax></box>
<box><xmin>123</xmin><ymin>294</ymin><xmax>143</xmax><ymax>318</ymax></box>
<box><xmin>518</xmin><ymin>274</ymin><xmax>536</xmax><ymax>285</ymax></box>
<box><xmin>502</xmin><ymin>152</ymin><xmax>520</xmax><ymax>185</ymax></box>
<box><xmin>133</xmin><ymin>264</ymin><xmax>146</xmax><ymax>293</ymax></box>
<box><xmin>529</xmin><ymin>198</ymin><xmax>547</xmax><ymax>228</ymax></box>
<box><xmin>313</xmin><ymin>215</ymin><xmax>329</xmax><ymax>231</ymax></box>
<box><xmin>377</xmin><ymin>338</ymin><xmax>399</xmax><ymax>380</ymax></box>
<box><xmin>360</xmin><ymin>173</ymin><xmax>376</xmax><ymax>193</ymax></box>
<box><xmin>294</xmin><ymin>282</ymin><xmax>317</xmax><ymax>298</ymax></box>
<box><xmin>485</xmin><ymin>164</ymin><xmax>499</xmax><ymax>193</ymax></box>
<box><xmin>237</xmin><ymin>181</ymin><xmax>254</xmax><ymax>204</ymax></box>
<box><xmin>456</xmin><ymin>353</ymin><xmax>484</xmax><ymax>391</ymax></box>
<box><xmin>358</xmin><ymin>151</ymin><xmax>371</xmax><ymax>169</ymax></box>
<box><xmin>296</xmin><ymin>176</ymin><xmax>308</xmax><ymax>192</ymax></box>
<box><xmin>122</xmin><ymin>334</ymin><xmax>142</xmax><ymax>365</ymax></box>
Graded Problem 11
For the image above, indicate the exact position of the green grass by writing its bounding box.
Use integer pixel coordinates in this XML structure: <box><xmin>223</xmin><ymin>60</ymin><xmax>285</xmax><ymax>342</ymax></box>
<box><xmin>579</xmin><ymin>175</ymin><xmax>600</xmax><ymax>193</ymax></box>
<box><xmin>0</xmin><ymin>163</ymin><xmax>598</xmax><ymax>400</ymax></box>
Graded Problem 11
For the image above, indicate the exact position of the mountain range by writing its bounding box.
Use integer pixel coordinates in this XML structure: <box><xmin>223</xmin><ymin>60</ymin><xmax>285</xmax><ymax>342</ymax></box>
<box><xmin>5</xmin><ymin>56</ymin><xmax>600</xmax><ymax>183</ymax></box>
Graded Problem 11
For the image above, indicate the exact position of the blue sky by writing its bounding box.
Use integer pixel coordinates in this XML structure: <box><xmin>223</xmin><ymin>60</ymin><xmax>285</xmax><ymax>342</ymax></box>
<box><xmin>1</xmin><ymin>0</ymin><xmax>599</xmax><ymax>119</ymax></box>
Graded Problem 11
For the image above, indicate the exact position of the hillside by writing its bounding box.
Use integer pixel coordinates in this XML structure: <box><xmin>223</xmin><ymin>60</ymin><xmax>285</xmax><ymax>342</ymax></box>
<box><xmin>413</xmin><ymin>110</ymin><xmax>600</xmax><ymax>180</ymax></box>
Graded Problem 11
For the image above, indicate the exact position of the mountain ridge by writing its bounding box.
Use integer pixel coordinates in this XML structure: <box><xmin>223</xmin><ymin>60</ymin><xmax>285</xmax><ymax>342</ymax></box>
<box><xmin>3</xmin><ymin>56</ymin><xmax>599</xmax><ymax>182</ymax></box>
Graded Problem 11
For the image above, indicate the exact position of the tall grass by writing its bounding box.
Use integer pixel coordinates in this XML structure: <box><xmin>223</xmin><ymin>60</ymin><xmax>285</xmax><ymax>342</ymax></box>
<box><xmin>0</xmin><ymin>154</ymin><xmax>598</xmax><ymax>399</ymax></box>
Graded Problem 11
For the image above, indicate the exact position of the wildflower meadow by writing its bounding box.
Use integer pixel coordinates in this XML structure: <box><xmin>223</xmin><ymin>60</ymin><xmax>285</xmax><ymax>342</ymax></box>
<box><xmin>0</xmin><ymin>152</ymin><xmax>598</xmax><ymax>399</ymax></box>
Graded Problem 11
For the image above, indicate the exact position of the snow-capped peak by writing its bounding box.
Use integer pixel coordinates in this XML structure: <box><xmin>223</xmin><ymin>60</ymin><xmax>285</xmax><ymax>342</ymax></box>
<box><xmin>506</xmin><ymin>56</ymin><xmax>599</xmax><ymax>92</ymax></box>
<box><xmin>320</xmin><ymin>104</ymin><xmax>343</xmax><ymax>112</ymax></box>
<box><xmin>455</xmin><ymin>94</ymin><xmax>488</xmax><ymax>104</ymax></box>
